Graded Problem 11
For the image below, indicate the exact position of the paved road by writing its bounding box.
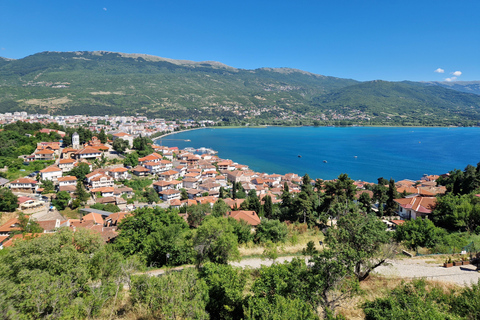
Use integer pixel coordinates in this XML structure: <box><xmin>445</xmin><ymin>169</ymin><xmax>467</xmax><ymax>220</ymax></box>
<box><xmin>144</xmin><ymin>256</ymin><xmax>480</xmax><ymax>287</ymax></box>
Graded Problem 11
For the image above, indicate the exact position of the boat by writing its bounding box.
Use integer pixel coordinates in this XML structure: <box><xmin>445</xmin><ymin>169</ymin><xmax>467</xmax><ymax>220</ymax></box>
<box><xmin>298</xmin><ymin>155</ymin><xmax>302</xmax><ymax>158</ymax></box>
<box><xmin>323</xmin><ymin>160</ymin><xmax>327</xmax><ymax>163</ymax></box>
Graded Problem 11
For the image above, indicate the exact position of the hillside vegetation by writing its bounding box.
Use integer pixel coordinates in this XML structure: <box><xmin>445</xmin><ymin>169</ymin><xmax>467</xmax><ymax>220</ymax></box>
<box><xmin>0</xmin><ymin>51</ymin><xmax>479</xmax><ymax>125</ymax></box>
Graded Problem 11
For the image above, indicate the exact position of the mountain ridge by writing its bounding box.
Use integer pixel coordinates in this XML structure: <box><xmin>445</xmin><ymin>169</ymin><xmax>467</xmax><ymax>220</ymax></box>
<box><xmin>0</xmin><ymin>51</ymin><xmax>479</xmax><ymax>125</ymax></box>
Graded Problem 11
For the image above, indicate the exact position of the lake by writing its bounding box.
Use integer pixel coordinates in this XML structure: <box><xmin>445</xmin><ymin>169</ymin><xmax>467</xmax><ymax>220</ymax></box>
<box><xmin>155</xmin><ymin>127</ymin><xmax>480</xmax><ymax>182</ymax></box>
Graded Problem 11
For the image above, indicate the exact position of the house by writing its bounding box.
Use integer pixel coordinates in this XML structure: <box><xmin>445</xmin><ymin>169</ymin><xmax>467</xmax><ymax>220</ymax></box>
<box><xmin>91</xmin><ymin>187</ymin><xmax>115</xmax><ymax>197</ymax></box>
<box><xmin>139</xmin><ymin>154</ymin><xmax>162</xmax><ymax>165</ymax></box>
<box><xmin>57</xmin><ymin>176</ymin><xmax>77</xmax><ymax>188</ymax></box>
<box><xmin>394</xmin><ymin>196</ymin><xmax>437</xmax><ymax>220</ymax></box>
<box><xmin>34</xmin><ymin>148</ymin><xmax>55</xmax><ymax>161</ymax></box>
<box><xmin>187</xmin><ymin>188</ymin><xmax>203</xmax><ymax>200</ymax></box>
<box><xmin>132</xmin><ymin>165</ymin><xmax>150</xmax><ymax>176</ymax></box>
<box><xmin>10</xmin><ymin>178</ymin><xmax>38</xmax><ymax>193</ymax></box>
<box><xmin>158</xmin><ymin>170</ymin><xmax>180</xmax><ymax>181</ymax></box>
<box><xmin>159</xmin><ymin>189</ymin><xmax>181</xmax><ymax>202</ymax></box>
<box><xmin>144</xmin><ymin>161</ymin><xmax>163</xmax><ymax>174</ymax></box>
<box><xmin>223</xmin><ymin>198</ymin><xmax>246</xmax><ymax>210</ymax></box>
<box><xmin>108</xmin><ymin>167</ymin><xmax>129</xmax><ymax>180</ymax></box>
<box><xmin>58</xmin><ymin>158</ymin><xmax>76</xmax><ymax>173</ymax></box>
<box><xmin>153</xmin><ymin>180</ymin><xmax>173</xmax><ymax>193</ymax></box>
<box><xmin>227</xmin><ymin>170</ymin><xmax>252</xmax><ymax>184</ymax></box>
<box><xmin>75</xmin><ymin>147</ymin><xmax>102</xmax><ymax>160</ymax></box>
<box><xmin>227</xmin><ymin>210</ymin><xmax>261</xmax><ymax>226</ymax></box>
<box><xmin>85</xmin><ymin>172</ymin><xmax>114</xmax><ymax>190</ymax></box>
<box><xmin>182</xmin><ymin>177</ymin><xmax>199</xmax><ymax>189</ymax></box>
<box><xmin>39</xmin><ymin>165</ymin><xmax>63</xmax><ymax>182</ymax></box>
<box><xmin>0</xmin><ymin>218</ymin><xmax>23</xmax><ymax>236</ymax></box>
<box><xmin>112</xmin><ymin>132</ymin><xmax>134</xmax><ymax>148</ymax></box>
<box><xmin>217</xmin><ymin>160</ymin><xmax>235</xmax><ymax>171</ymax></box>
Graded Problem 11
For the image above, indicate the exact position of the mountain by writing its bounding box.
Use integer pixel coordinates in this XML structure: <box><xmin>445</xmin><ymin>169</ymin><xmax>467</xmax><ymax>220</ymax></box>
<box><xmin>0</xmin><ymin>51</ymin><xmax>479</xmax><ymax>125</ymax></box>
<box><xmin>424</xmin><ymin>81</ymin><xmax>480</xmax><ymax>96</ymax></box>
<box><xmin>0</xmin><ymin>51</ymin><xmax>357</xmax><ymax>119</ymax></box>
<box><xmin>313</xmin><ymin>80</ymin><xmax>480</xmax><ymax>124</ymax></box>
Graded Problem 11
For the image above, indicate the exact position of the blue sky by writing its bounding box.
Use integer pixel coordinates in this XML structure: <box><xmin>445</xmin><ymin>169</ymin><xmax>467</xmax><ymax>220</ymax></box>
<box><xmin>1</xmin><ymin>0</ymin><xmax>478</xmax><ymax>81</ymax></box>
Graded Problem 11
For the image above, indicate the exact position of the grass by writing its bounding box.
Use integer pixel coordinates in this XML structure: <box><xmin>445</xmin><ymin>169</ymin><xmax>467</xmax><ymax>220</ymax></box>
<box><xmin>60</xmin><ymin>207</ymin><xmax>81</xmax><ymax>219</ymax></box>
<box><xmin>238</xmin><ymin>224</ymin><xmax>325</xmax><ymax>257</ymax></box>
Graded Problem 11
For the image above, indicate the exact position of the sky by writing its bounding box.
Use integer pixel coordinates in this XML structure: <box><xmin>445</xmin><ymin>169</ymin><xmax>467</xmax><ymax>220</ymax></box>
<box><xmin>0</xmin><ymin>0</ymin><xmax>479</xmax><ymax>82</ymax></box>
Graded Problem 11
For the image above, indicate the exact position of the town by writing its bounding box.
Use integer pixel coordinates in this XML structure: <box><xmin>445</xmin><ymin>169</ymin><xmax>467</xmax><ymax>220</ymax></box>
<box><xmin>0</xmin><ymin>112</ymin><xmax>447</xmax><ymax>247</ymax></box>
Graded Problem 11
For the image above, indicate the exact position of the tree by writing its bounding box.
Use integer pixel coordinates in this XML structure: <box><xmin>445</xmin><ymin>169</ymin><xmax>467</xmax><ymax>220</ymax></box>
<box><xmin>373</xmin><ymin>177</ymin><xmax>388</xmax><ymax>216</ymax></box>
<box><xmin>384</xmin><ymin>178</ymin><xmax>398</xmax><ymax>215</ymax></box>
<box><xmin>16</xmin><ymin>212</ymin><xmax>43</xmax><ymax>234</ymax></box>
<box><xmin>200</xmin><ymin>263</ymin><xmax>248</xmax><ymax>320</ymax></box>
<box><xmin>0</xmin><ymin>228</ymin><xmax>119</xmax><ymax>319</ymax></box>
<box><xmin>193</xmin><ymin>216</ymin><xmax>240</xmax><ymax>267</ymax></box>
<box><xmin>263</xmin><ymin>195</ymin><xmax>273</xmax><ymax>219</ymax></box>
<box><xmin>212</xmin><ymin>199</ymin><xmax>230</xmax><ymax>217</ymax></box>
<box><xmin>103</xmin><ymin>203</ymin><xmax>121</xmax><ymax>213</ymax></box>
<box><xmin>358</xmin><ymin>191</ymin><xmax>372</xmax><ymax>214</ymax></box>
<box><xmin>52</xmin><ymin>191</ymin><xmax>70</xmax><ymax>211</ymax></box>
<box><xmin>74</xmin><ymin>180</ymin><xmax>90</xmax><ymax>204</ymax></box>
<box><xmin>144</xmin><ymin>187</ymin><xmax>160</xmax><ymax>204</ymax></box>
<box><xmin>180</xmin><ymin>188</ymin><xmax>188</xmax><ymax>200</ymax></box>
<box><xmin>130</xmin><ymin>269</ymin><xmax>209</xmax><ymax>319</ymax></box>
<box><xmin>325</xmin><ymin>210</ymin><xmax>393</xmax><ymax>281</ymax></box>
<box><xmin>68</xmin><ymin>162</ymin><xmax>91</xmax><ymax>181</ymax></box>
<box><xmin>115</xmin><ymin>207</ymin><xmax>193</xmax><ymax>267</ymax></box>
<box><xmin>112</xmin><ymin>138</ymin><xmax>129</xmax><ymax>154</ymax></box>
<box><xmin>97</xmin><ymin>129</ymin><xmax>107</xmax><ymax>144</ymax></box>
<box><xmin>247</xmin><ymin>189</ymin><xmax>261</xmax><ymax>215</ymax></box>
<box><xmin>321</xmin><ymin>173</ymin><xmax>357</xmax><ymax>217</ymax></box>
<box><xmin>187</xmin><ymin>203</ymin><xmax>211</xmax><ymax>227</ymax></box>
<box><xmin>123</xmin><ymin>151</ymin><xmax>139</xmax><ymax>167</ymax></box>
<box><xmin>255</xmin><ymin>219</ymin><xmax>288</xmax><ymax>243</ymax></box>
<box><xmin>0</xmin><ymin>188</ymin><xmax>18</xmax><ymax>212</ymax></box>
<box><xmin>40</xmin><ymin>179</ymin><xmax>54</xmax><ymax>193</ymax></box>
<box><xmin>394</xmin><ymin>218</ymin><xmax>446</xmax><ymax>251</ymax></box>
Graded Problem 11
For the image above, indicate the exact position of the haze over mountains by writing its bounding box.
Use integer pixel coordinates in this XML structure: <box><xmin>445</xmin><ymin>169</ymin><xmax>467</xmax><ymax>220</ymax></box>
<box><xmin>0</xmin><ymin>51</ymin><xmax>479</xmax><ymax>125</ymax></box>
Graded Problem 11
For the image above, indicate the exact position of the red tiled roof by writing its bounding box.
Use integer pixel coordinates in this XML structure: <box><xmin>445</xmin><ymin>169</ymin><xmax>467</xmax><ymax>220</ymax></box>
<box><xmin>40</xmin><ymin>165</ymin><xmax>62</xmax><ymax>173</ymax></box>
<box><xmin>11</xmin><ymin>178</ymin><xmax>37</xmax><ymax>185</ymax></box>
<box><xmin>228</xmin><ymin>210</ymin><xmax>261</xmax><ymax>226</ymax></box>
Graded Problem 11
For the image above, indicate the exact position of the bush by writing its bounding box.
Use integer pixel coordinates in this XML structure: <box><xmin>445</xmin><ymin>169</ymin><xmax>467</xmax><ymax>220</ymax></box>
<box><xmin>255</xmin><ymin>219</ymin><xmax>288</xmax><ymax>243</ymax></box>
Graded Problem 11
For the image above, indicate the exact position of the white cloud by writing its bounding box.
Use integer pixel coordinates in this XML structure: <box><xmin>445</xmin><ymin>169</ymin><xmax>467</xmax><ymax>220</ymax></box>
<box><xmin>103</xmin><ymin>7</ymin><xmax>107</xmax><ymax>11</ymax></box>
<box><xmin>445</xmin><ymin>77</ymin><xmax>457</xmax><ymax>82</ymax></box>
<box><xmin>451</xmin><ymin>71</ymin><xmax>462</xmax><ymax>76</ymax></box>
<box><xmin>434</xmin><ymin>68</ymin><xmax>445</xmax><ymax>73</ymax></box>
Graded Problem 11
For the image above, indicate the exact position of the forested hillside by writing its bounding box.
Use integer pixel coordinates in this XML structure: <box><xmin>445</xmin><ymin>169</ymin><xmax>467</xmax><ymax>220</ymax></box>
<box><xmin>0</xmin><ymin>51</ymin><xmax>479</xmax><ymax>125</ymax></box>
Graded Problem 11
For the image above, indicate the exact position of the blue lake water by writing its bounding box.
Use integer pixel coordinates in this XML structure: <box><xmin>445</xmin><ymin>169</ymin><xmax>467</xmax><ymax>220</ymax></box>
<box><xmin>155</xmin><ymin>127</ymin><xmax>480</xmax><ymax>182</ymax></box>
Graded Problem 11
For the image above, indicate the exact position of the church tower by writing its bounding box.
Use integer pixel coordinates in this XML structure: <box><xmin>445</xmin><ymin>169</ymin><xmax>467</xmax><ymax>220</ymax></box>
<box><xmin>72</xmin><ymin>132</ymin><xmax>80</xmax><ymax>149</ymax></box>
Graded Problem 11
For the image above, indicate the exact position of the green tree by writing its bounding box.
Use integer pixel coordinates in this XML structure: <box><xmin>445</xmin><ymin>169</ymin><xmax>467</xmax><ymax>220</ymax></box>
<box><xmin>212</xmin><ymin>198</ymin><xmax>230</xmax><ymax>217</ymax></box>
<box><xmin>255</xmin><ymin>219</ymin><xmax>288</xmax><ymax>243</ymax></box>
<box><xmin>97</xmin><ymin>128</ymin><xmax>107</xmax><ymax>144</ymax></box>
<box><xmin>0</xmin><ymin>228</ymin><xmax>119</xmax><ymax>319</ymax></box>
<box><xmin>123</xmin><ymin>151</ymin><xmax>139</xmax><ymax>167</ymax></box>
<box><xmin>0</xmin><ymin>188</ymin><xmax>18</xmax><ymax>212</ymax></box>
<box><xmin>180</xmin><ymin>188</ymin><xmax>188</xmax><ymax>200</ymax></box>
<box><xmin>52</xmin><ymin>190</ymin><xmax>71</xmax><ymax>211</ymax></box>
<box><xmin>227</xmin><ymin>217</ymin><xmax>253</xmax><ymax>244</ymax></box>
<box><xmin>200</xmin><ymin>262</ymin><xmax>248</xmax><ymax>320</ymax></box>
<box><xmin>144</xmin><ymin>187</ymin><xmax>160</xmax><ymax>204</ymax></box>
<box><xmin>112</xmin><ymin>138</ymin><xmax>129</xmax><ymax>154</ymax></box>
<box><xmin>187</xmin><ymin>203</ymin><xmax>211</xmax><ymax>227</ymax></box>
<box><xmin>384</xmin><ymin>178</ymin><xmax>398</xmax><ymax>215</ymax></box>
<box><xmin>394</xmin><ymin>218</ymin><xmax>447</xmax><ymax>251</ymax></box>
<box><xmin>263</xmin><ymin>195</ymin><xmax>274</xmax><ymax>219</ymax></box>
<box><xmin>74</xmin><ymin>180</ymin><xmax>90</xmax><ymax>204</ymax></box>
<box><xmin>358</xmin><ymin>191</ymin><xmax>373</xmax><ymax>214</ymax></box>
<box><xmin>193</xmin><ymin>216</ymin><xmax>240</xmax><ymax>267</ymax></box>
<box><xmin>68</xmin><ymin>162</ymin><xmax>91</xmax><ymax>181</ymax></box>
<box><xmin>103</xmin><ymin>203</ymin><xmax>121</xmax><ymax>213</ymax></box>
<box><xmin>40</xmin><ymin>179</ymin><xmax>54</xmax><ymax>193</ymax></box>
<box><xmin>325</xmin><ymin>210</ymin><xmax>393</xmax><ymax>281</ymax></box>
<box><xmin>130</xmin><ymin>269</ymin><xmax>209</xmax><ymax>319</ymax></box>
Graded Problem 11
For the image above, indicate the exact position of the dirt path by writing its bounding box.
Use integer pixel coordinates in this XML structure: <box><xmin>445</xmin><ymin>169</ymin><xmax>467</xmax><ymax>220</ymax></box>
<box><xmin>143</xmin><ymin>256</ymin><xmax>480</xmax><ymax>287</ymax></box>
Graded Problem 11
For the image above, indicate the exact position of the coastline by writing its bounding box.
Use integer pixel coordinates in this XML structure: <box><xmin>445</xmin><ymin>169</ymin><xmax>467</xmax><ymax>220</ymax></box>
<box><xmin>151</xmin><ymin>126</ymin><xmax>480</xmax><ymax>183</ymax></box>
